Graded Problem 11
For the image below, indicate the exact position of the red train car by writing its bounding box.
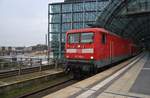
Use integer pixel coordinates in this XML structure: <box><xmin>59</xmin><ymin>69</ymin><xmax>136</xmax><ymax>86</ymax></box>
<box><xmin>65</xmin><ymin>28</ymin><xmax>137</xmax><ymax>78</ymax></box>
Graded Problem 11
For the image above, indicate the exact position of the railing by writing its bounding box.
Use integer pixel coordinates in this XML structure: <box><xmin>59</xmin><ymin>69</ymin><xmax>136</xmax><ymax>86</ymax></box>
<box><xmin>0</xmin><ymin>57</ymin><xmax>54</xmax><ymax>73</ymax></box>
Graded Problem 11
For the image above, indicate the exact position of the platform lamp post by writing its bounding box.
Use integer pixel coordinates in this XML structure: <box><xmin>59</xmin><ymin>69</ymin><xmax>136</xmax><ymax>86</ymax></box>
<box><xmin>48</xmin><ymin>32</ymin><xmax>50</xmax><ymax>65</ymax></box>
<box><xmin>48</xmin><ymin>4</ymin><xmax>50</xmax><ymax>65</ymax></box>
<box><xmin>45</xmin><ymin>33</ymin><xmax>50</xmax><ymax>65</ymax></box>
<box><xmin>18</xmin><ymin>58</ymin><xmax>22</xmax><ymax>75</ymax></box>
<box><xmin>39</xmin><ymin>59</ymin><xmax>42</xmax><ymax>71</ymax></box>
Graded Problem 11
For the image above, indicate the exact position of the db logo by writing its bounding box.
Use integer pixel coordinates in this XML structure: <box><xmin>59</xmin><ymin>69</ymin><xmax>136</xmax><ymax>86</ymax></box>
<box><xmin>77</xmin><ymin>49</ymin><xmax>82</xmax><ymax>53</ymax></box>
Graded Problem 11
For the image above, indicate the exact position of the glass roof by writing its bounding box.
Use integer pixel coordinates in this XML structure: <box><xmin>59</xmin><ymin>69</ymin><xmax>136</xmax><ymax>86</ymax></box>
<box><xmin>95</xmin><ymin>0</ymin><xmax>150</xmax><ymax>48</ymax></box>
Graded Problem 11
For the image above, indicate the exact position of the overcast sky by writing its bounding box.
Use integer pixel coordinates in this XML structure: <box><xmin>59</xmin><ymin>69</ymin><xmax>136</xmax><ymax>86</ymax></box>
<box><xmin>0</xmin><ymin>0</ymin><xmax>63</xmax><ymax>47</ymax></box>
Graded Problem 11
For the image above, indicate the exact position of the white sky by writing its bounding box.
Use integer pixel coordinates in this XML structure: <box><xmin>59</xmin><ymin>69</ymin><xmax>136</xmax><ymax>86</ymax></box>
<box><xmin>0</xmin><ymin>0</ymin><xmax>63</xmax><ymax>47</ymax></box>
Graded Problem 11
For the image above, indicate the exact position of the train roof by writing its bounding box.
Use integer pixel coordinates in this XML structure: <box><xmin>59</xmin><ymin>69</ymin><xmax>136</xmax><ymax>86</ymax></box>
<box><xmin>67</xmin><ymin>28</ymin><xmax>121</xmax><ymax>38</ymax></box>
<box><xmin>67</xmin><ymin>28</ymin><xmax>133</xmax><ymax>43</ymax></box>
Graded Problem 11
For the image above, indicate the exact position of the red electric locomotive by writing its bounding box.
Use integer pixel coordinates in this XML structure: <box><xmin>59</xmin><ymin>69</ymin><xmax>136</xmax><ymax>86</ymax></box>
<box><xmin>65</xmin><ymin>28</ymin><xmax>137</xmax><ymax>78</ymax></box>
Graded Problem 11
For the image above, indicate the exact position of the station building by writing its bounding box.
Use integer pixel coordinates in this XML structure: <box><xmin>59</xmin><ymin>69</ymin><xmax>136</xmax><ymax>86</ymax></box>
<box><xmin>48</xmin><ymin>0</ymin><xmax>111</xmax><ymax>59</ymax></box>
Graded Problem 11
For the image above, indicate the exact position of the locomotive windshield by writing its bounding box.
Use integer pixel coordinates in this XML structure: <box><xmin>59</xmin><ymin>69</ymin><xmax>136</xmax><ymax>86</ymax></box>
<box><xmin>68</xmin><ymin>33</ymin><xmax>80</xmax><ymax>43</ymax></box>
<box><xmin>68</xmin><ymin>32</ymin><xmax>94</xmax><ymax>43</ymax></box>
<box><xmin>81</xmin><ymin>33</ymin><xmax>94</xmax><ymax>43</ymax></box>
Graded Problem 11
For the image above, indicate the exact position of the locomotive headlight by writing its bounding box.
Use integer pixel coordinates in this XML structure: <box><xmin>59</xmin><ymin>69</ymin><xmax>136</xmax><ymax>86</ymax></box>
<box><xmin>90</xmin><ymin>56</ymin><xmax>94</xmax><ymax>59</ymax></box>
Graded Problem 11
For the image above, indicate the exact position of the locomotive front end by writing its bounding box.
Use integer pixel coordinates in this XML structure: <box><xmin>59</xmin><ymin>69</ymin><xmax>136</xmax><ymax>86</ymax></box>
<box><xmin>65</xmin><ymin>29</ymin><xmax>97</xmax><ymax>78</ymax></box>
<box><xmin>65</xmin><ymin>32</ymin><xmax>95</xmax><ymax>61</ymax></box>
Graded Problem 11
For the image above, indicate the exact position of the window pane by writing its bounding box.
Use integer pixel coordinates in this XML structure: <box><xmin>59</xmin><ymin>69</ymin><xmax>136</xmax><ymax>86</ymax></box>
<box><xmin>51</xmin><ymin>24</ymin><xmax>60</xmax><ymax>32</ymax></box>
<box><xmin>51</xmin><ymin>14</ymin><xmax>61</xmax><ymax>23</ymax></box>
<box><xmin>62</xmin><ymin>14</ymin><xmax>72</xmax><ymax>22</ymax></box>
<box><xmin>84</xmin><ymin>2</ymin><xmax>96</xmax><ymax>11</ymax></box>
<box><xmin>62</xmin><ymin>4</ymin><xmax>72</xmax><ymax>12</ymax></box>
<box><xmin>98</xmin><ymin>2</ymin><xmax>109</xmax><ymax>11</ymax></box>
<box><xmin>51</xmin><ymin>4</ymin><xmax>61</xmax><ymax>13</ymax></box>
<box><xmin>85</xmin><ymin>12</ymin><xmax>97</xmax><ymax>21</ymax></box>
<box><xmin>73</xmin><ymin>13</ymin><xmax>84</xmax><ymax>22</ymax></box>
<box><xmin>62</xmin><ymin>23</ymin><xmax>72</xmax><ymax>32</ymax></box>
<box><xmin>102</xmin><ymin>33</ymin><xmax>106</xmax><ymax>44</ymax></box>
<box><xmin>73</xmin><ymin>3</ymin><xmax>83</xmax><ymax>12</ymax></box>
<box><xmin>68</xmin><ymin>33</ymin><xmax>80</xmax><ymax>43</ymax></box>
<box><xmin>51</xmin><ymin>33</ymin><xmax>59</xmax><ymax>50</ymax></box>
<box><xmin>73</xmin><ymin>23</ymin><xmax>84</xmax><ymax>29</ymax></box>
<box><xmin>62</xmin><ymin>33</ymin><xmax>66</xmax><ymax>43</ymax></box>
<box><xmin>81</xmin><ymin>33</ymin><xmax>94</xmax><ymax>43</ymax></box>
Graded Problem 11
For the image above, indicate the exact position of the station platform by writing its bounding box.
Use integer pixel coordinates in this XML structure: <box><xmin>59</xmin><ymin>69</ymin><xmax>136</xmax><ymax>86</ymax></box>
<box><xmin>44</xmin><ymin>53</ymin><xmax>150</xmax><ymax>98</ymax></box>
<box><xmin>0</xmin><ymin>68</ymin><xmax>63</xmax><ymax>87</ymax></box>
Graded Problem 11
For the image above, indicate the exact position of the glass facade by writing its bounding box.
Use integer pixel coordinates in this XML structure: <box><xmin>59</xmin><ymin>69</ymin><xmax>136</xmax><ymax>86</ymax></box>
<box><xmin>48</xmin><ymin>0</ymin><xmax>110</xmax><ymax>59</ymax></box>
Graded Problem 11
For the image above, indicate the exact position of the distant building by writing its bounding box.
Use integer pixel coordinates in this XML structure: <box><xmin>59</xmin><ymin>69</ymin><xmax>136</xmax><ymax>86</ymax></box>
<box><xmin>32</xmin><ymin>44</ymin><xmax>47</xmax><ymax>51</ymax></box>
<box><xmin>14</xmin><ymin>47</ymin><xmax>25</xmax><ymax>54</ymax></box>
<box><xmin>0</xmin><ymin>45</ymin><xmax>48</xmax><ymax>56</ymax></box>
<box><xmin>11</xmin><ymin>47</ymin><xmax>16</xmax><ymax>51</ymax></box>
<box><xmin>23</xmin><ymin>47</ymin><xmax>32</xmax><ymax>52</ymax></box>
<box><xmin>0</xmin><ymin>46</ymin><xmax>16</xmax><ymax>56</ymax></box>
<box><xmin>48</xmin><ymin>0</ymin><xmax>111</xmax><ymax>58</ymax></box>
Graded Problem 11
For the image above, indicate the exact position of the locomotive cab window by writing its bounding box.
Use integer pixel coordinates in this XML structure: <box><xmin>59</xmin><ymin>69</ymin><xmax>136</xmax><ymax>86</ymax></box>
<box><xmin>68</xmin><ymin>33</ymin><xmax>80</xmax><ymax>43</ymax></box>
<box><xmin>81</xmin><ymin>32</ymin><xmax>94</xmax><ymax>43</ymax></box>
<box><xmin>68</xmin><ymin>32</ymin><xmax>94</xmax><ymax>44</ymax></box>
<box><xmin>102</xmin><ymin>33</ymin><xmax>106</xmax><ymax>44</ymax></box>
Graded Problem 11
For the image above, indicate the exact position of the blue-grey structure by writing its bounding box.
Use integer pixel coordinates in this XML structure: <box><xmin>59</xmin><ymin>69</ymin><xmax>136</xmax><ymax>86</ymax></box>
<box><xmin>48</xmin><ymin>0</ymin><xmax>111</xmax><ymax>59</ymax></box>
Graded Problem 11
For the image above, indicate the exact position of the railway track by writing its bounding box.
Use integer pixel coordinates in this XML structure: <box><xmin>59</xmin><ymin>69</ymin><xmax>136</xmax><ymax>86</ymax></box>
<box><xmin>0</xmin><ymin>65</ymin><xmax>54</xmax><ymax>79</ymax></box>
<box><xmin>18</xmin><ymin>76</ymin><xmax>77</xmax><ymax>98</ymax></box>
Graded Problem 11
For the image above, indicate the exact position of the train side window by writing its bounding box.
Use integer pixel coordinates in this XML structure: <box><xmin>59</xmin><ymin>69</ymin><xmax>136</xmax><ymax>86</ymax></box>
<box><xmin>102</xmin><ymin>33</ymin><xmax>106</xmax><ymax>44</ymax></box>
